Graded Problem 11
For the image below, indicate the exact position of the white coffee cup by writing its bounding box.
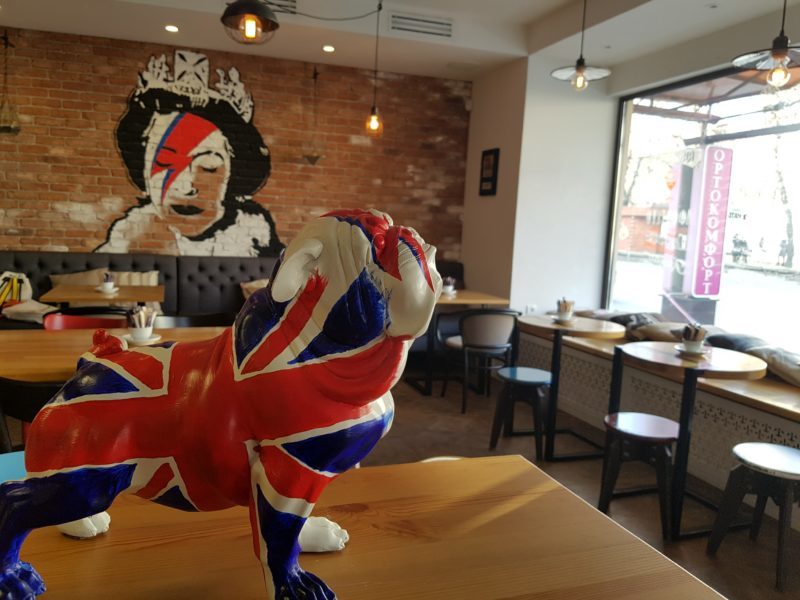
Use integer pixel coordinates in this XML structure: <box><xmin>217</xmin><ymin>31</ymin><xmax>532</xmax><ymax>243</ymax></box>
<box><xmin>100</xmin><ymin>281</ymin><xmax>115</xmax><ymax>293</ymax></box>
<box><xmin>130</xmin><ymin>326</ymin><xmax>153</xmax><ymax>342</ymax></box>
<box><xmin>442</xmin><ymin>284</ymin><xmax>455</xmax><ymax>295</ymax></box>
<box><xmin>681</xmin><ymin>339</ymin><xmax>704</xmax><ymax>353</ymax></box>
<box><xmin>556</xmin><ymin>310</ymin><xmax>573</xmax><ymax>321</ymax></box>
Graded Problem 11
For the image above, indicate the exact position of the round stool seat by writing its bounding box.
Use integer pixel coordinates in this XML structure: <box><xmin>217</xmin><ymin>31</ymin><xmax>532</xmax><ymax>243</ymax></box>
<box><xmin>604</xmin><ymin>412</ymin><xmax>679</xmax><ymax>443</ymax></box>
<box><xmin>733</xmin><ymin>442</ymin><xmax>800</xmax><ymax>480</ymax></box>
<box><xmin>497</xmin><ymin>366</ymin><xmax>551</xmax><ymax>385</ymax></box>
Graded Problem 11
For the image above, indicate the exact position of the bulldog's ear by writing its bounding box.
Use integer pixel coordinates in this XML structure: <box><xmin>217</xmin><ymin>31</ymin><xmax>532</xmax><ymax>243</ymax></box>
<box><xmin>271</xmin><ymin>238</ymin><xmax>323</xmax><ymax>303</ymax></box>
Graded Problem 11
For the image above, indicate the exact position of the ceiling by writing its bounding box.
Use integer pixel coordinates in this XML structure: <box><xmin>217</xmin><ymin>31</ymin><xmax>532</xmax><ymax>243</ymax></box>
<box><xmin>1</xmin><ymin>0</ymin><xmax>799</xmax><ymax>80</ymax></box>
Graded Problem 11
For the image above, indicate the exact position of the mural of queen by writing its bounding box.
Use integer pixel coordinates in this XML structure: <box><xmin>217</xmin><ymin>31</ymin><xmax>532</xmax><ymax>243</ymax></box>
<box><xmin>97</xmin><ymin>50</ymin><xmax>283</xmax><ymax>257</ymax></box>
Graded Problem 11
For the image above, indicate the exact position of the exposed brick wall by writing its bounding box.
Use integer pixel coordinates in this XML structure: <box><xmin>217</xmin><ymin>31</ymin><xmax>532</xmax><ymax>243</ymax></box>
<box><xmin>0</xmin><ymin>29</ymin><xmax>470</xmax><ymax>259</ymax></box>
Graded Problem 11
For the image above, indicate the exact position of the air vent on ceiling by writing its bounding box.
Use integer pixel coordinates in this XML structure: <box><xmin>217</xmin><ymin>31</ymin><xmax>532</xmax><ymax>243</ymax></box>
<box><xmin>389</xmin><ymin>12</ymin><xmax>453</xmax><ymax>39</ymax></box>
<box><xmin>268</xmin><ymin>0</ymin><xmax>297</xmax><ymax>14</ymax></box>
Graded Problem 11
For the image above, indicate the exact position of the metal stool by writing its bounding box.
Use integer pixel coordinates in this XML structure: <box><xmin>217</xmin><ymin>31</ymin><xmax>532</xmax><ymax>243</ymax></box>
<box><xmin>598</xmin><ymin>412</ymin><xmax>678</xmax><ymax>540</ymax></box>
<box><xmin>707</xmin><ymin>442</ymin><xmax>800</xmax><ymax>591</ymax></box>
<box><xmin>489</xmin><ymin>367</ymin><xmax>551</xmax><ymax>461</ymax></box>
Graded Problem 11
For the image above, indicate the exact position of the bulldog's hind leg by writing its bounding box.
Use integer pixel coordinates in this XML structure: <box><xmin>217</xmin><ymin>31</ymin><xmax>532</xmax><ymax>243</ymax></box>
<box><xmin>0</xmin><ymin>464</ymin><xmax>135</xmax><ymax>599</ymax></box>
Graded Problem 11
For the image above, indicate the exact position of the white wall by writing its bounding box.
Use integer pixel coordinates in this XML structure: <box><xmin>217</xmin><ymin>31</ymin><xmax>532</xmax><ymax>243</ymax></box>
<box><xmin>460</xmin><ymin>58</ymin><xmax>528</xmax><ymax>298</ymax></box>
<box><xmin>509</xmin><ymin>57</ymin><xmax>619</xmax><ymax>313</ymax></box>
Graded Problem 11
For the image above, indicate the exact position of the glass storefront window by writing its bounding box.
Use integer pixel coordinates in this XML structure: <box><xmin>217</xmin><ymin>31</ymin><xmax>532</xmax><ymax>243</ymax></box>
<box><xmin>608</xmin><ymin>70</ymin><xmax>800</xmax><ymax>352</ymax></box>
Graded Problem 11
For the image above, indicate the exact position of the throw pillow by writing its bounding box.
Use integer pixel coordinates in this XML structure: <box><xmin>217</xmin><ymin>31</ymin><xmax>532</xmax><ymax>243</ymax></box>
<box><xmin>49</xmin><ymin>268</ymin><xmax>107</xmax><ymax>308</ymax></box>
<box><xmin>609</xmin><ymin>312</ymin><xmax>665</xmax><ymax>340</ymax></box>
<box><xmin>110</xmin><ymin>270</ymin><xmax>162</xmax><ymax>313</ymax></box>
<box><xmin>746</xmin><ymin>346</ymin><xmax>800</xmax><ymax>388</ymax></box>
<box><xmin>705</xmin><ymin>333</ymin><xmax>769</xmax><ymax>352</ymax></box>
<box><xmin>241</xmin><ymin>278</ymin><xmax>270</xmax><ymax>300</ymax></box>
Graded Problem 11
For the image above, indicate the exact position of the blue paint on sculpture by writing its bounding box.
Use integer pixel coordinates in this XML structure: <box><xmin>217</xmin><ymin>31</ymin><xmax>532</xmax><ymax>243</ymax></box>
<box><xmin>0</xmin><ymin>210</ymin><xmax>441</xmax><ymax>599</ymax></box>
<box><xmin>60</xmin><ymin>361</ymin><xmax>139</xmax><ymax>401</ymax></box>
<box><xmin>0</xmin><ymin>464</ymin><xmax>135</xmax><ymax>599</ymax></box>
<box><xmin>283</xmin><ymin>412</ymin><xmax>392</xmax><ymax>473</ymax></box>
<box><xmin>291</xmin><ymin>269</ymin><xmax>387</xmax><ymax>364</ymax></box>
<box><xmin>153</xmin><ymin>486</ymin><xmax>198</xmax><ymax>512</ymax></box>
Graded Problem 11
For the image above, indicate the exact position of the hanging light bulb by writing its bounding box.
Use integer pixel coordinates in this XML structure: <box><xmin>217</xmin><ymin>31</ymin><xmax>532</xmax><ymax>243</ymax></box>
<box><xmin>570</xmin><ymin>58</ymin><xmax>589</xmax><ymax>91</ymax></box>
<box><xmin>366</xmin><ymin>105</ymin><xmax>382</xmax><ymax>134</ymax></box>
<box><xmin>550</xmin><ymin>0</ymin><xmax>610</xmax><ymax>91</ymax></box>
<box><xmin>366</xmin><ymin>2</ymin><xmax>383</xmax><ymax>135</ymax></box>
<box><xmin>221</xmin><ymin>0</ymin><xmax>279</xmax><ymax>45</ymax></box>
<box><xmin>767</xmin><ymin>54</ymin><xmax>792</xmax><ymax>88</ymax></box>
<box><xmin>732</xmin><ymin>0</ymin><xmax>799</xmax><ymax>89</ymax></box>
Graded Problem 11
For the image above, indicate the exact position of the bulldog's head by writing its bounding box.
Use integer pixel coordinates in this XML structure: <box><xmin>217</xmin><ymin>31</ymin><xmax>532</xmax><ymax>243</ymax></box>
<box><xmin>271</xmin><ymin>209</ymin><xmax>442</xmax><ymax>341</ymax></box>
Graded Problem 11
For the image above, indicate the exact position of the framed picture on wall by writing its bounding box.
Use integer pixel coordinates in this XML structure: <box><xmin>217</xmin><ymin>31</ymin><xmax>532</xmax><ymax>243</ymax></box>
<box><xmin>479</xmin><ymin>148</ymin><xmax>499</xmax><ymax>196</ymax></box>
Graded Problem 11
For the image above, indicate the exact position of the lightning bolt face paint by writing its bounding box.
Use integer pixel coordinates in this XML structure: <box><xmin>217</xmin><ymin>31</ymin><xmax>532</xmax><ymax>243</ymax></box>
<box><xmin>143</xmin><ymin>112</ymin><xmax>232</xmax><ymax>237</ymax></box>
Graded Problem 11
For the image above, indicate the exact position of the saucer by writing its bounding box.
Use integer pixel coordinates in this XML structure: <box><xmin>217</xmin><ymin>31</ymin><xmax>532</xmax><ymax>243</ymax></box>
<box><xmin>123</xmin><ymin>333</ymin><xmax>162</xmax><ymax>346</ymax></box>
<box><xmin>95</xmin><ymin>285</ymin><xmax>119</xmax><ymax>295</ymax></box>
<box><xmin>674</xmin><ymin>343</ymin><xmax>710</xmax><ymax>358</ymax></box>
<box><xmin>550</xmin><ymin>315</ymin><xmax>575</xmax><ymax>325</ymax></box>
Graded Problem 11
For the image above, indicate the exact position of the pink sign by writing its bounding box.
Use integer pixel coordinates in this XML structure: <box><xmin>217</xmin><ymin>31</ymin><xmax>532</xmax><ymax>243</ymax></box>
<box><xmin>692</xmin><ymin>146</ymin><xmax>733</xmax><ymax>297</ymax></box>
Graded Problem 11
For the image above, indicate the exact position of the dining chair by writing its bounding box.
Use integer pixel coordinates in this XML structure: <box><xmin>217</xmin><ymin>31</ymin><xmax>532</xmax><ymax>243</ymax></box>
<box><xmin>440</xmin><ymin>309</ymin><xmax>520</xmax><ymax>413</ymax></box>
<box><xmin>0</xmin><ymin>377</ymin><xmax>61</xmax><ymax>453</ymax></box>
<box><xmin>43</xmin><ymin>313</ymin><xmax>127</xmax><ymax>330</ymax></box>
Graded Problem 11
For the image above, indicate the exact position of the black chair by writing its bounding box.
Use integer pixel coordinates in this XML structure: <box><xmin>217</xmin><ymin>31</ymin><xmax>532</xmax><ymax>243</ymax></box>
<box><xmin>489</xmin><ymin>366</ymin><xmax>551</xmax><ymax>461</ymax></box>
<box><xmin>598</xmin><ymin>411</ymin><xmax>678</xmax><ymax>541</ymax></box>
<box><xmin>707</xmin><ymin>442</ymin><xmax>800</xmax><ymax>591</ymax></box>
<box><xmin>154</xmin><ymin>312</ymin><xmax>236</xmax><ymax>328</ymax></box>
<box><xmin>440</xmin><ymin>309</ymin><xmax>520</xmax><ymax>413</ymax></box>
<box><xmin>0</xmin><ymin>377</ymin><xmax>61</xmax><ymax>453</ymax></box>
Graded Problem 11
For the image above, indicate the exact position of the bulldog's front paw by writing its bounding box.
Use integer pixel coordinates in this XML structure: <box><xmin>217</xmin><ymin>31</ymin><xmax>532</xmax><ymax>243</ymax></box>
<box><xmin>276</xmin><ymin>569</ymin><xmax>335</xmax><ymax>600</ymax></box>
<box><xmin>298</xmin><ymin>516</ymin><xmax>349</xmax><ymax>552</ymax></box>
<box><xmin>57</xmin><ymin>511</ymin><xmax>111</xmax><ymax>539</ymax></box>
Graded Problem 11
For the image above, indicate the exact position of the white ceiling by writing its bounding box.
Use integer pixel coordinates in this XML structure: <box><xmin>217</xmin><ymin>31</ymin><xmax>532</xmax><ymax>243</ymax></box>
<box><xmin>0</xmin><ymin>0</ymin><xmax>798</xmax><ymax>80</ymax></box>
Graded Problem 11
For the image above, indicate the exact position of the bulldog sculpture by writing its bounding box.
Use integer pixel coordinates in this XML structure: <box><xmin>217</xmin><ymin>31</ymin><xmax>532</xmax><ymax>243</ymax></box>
<box><xmin>0</xmin><ymin>209</ymin><xmax>442</xmax><ymax>599</ymax></box>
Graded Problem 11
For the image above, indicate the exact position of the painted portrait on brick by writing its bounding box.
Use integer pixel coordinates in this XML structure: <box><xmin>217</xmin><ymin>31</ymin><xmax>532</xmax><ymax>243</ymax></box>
<box><xmin>97</xmin><ymin>50</ymin><xmax>283</xmax><ymax>257</ymax></box>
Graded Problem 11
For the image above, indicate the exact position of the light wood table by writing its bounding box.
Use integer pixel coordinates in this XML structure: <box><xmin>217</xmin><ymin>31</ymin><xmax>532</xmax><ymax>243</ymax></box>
<box><xmin>0</xmin><ymin>327</ymin><xmax>226</xmax><ymax>383</ymax></box>
<box><xmin>40</xmin><ymin>284</ymin><xmax>165</xmax><ymax>308</ymax></box>
<box><xmin>21</xmin><ymin>455</ymin><xmax>724</xmax><ymax>599</ymax></box>
<box><xmin>407</xmin><ymin>289</ymin><xmax>510</xmax><ymax>396</ymax></box>
<box><xmin>519</xmin><ymin>315</ymin><xmax>627</xmax><ymax>461</ymax></box>
<box><xmin>608</xmin><ymin>341</ymin><xmax>767</xmax><ymax>540</ymax></box>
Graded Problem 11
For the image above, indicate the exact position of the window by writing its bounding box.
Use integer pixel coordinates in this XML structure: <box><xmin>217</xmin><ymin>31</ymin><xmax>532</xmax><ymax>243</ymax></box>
<box><xmin>607</xmin><ymin>69</ymin><xmax>800</xmax><ymax>352</ymax></box>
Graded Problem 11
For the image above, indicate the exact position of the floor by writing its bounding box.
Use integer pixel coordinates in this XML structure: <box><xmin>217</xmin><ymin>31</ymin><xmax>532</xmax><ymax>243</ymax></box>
<box><xmin>360</xmin><ymin>377</ymin><xmax>798</xmax><ymax>600</ymax></box>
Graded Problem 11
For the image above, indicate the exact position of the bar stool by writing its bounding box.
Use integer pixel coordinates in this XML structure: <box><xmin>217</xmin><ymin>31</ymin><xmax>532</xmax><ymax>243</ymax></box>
<box><xmin>707</xmin><ymin>442</ymin><xmax>800</xmax><ymax>592</ymax></box>
<box><xmin>489</xmin><ymin>367</ymin><xmax>551</xmax><ymax>461</ymax></box>
<box><xmin>598</xmin><ymin>412</ymin><xmax>679</xmax><ymax>540</ymax></box>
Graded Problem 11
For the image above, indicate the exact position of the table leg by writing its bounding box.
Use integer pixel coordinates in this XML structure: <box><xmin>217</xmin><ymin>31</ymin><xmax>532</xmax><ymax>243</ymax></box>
<box><xmin>670</xmin><ymin>368</ymin><xmax>699</xmax><ymax>539</ymax></box>
<box><xmin>544</xmin><ymin>331</ymin><xmax>603</xmax><ymax>462</ymax></box>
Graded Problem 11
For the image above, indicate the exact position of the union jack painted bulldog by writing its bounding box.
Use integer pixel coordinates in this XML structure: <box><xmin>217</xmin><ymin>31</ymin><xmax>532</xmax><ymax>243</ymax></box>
<box><xmin>0</xmin><ymin>209</ymin><xmax>442</xmax><ymax>599</ymax></box>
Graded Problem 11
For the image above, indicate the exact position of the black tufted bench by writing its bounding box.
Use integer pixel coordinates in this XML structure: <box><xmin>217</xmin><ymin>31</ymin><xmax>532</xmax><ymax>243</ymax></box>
<box><xmin>0</xmin><ymin>251</ymin><xmax>278</xmax><ymax>329</ymax></box>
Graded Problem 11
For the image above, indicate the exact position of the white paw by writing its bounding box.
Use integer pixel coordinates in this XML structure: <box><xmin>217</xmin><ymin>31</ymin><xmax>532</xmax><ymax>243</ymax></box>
<box><xmin>298</xmin><ymin>516</ymin><xmax>349</xmax><ymax>553</ymax></box>
<box><xmin>57</xmin><ymin>511</ymin><xmax>111</xmax><ymax>539</ymax></box>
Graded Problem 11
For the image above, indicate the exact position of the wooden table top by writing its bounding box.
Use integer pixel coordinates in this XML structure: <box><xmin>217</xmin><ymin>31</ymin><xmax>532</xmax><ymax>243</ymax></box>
<box><xmin>436</xmin><ymin>289</ymin><xmax>509</xmax><ymax>306</ymax></box>
<box><xmin>22</xmin><ymin>456</ymin><xmax>724</xmax><ymax>599</ymax></box>
<box><xmin>621</xmin><ymin>341</ymin><xmax>768</xmax><ymax>381</ymax></box>
<box><xmin>519</xmin><ymin>315</ymin><xmax>627</xmax><ymax>340</ymax></box>
<box><xmin>0</xmin><ymin>327</ymin><xmax>226</xmax><ymax>382</ymax></box>
<box><xmin>40</xmin><ymin>284</ymin><xmax>166</xmax><ymax>304</ymax></box>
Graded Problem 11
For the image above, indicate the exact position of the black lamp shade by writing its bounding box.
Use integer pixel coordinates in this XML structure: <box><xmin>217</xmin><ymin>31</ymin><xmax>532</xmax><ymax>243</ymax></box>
<box><xmin>221</xmin><ymin>0</ymin><xmax>280</xmax><ymax>44</ymax></box>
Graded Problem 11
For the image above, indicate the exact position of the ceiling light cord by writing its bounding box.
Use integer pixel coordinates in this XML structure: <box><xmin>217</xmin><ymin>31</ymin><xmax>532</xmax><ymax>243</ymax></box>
<box><xmin>373</xmin><ymin>1</ymin><xmax>382</xmax><ymax>108</ymax></box>
<box><xmin>578</xmin><ymin>0</ymin><xmax>587</xmax><ymax>60</ymax></box>
<box><xmin>780</xmin><ymin>0</ymin><xmax>787</xmax><ymax>37</ymax></box>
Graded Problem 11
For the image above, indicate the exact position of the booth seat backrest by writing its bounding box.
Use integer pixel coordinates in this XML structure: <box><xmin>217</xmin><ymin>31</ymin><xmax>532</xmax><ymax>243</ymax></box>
<box><xmin>176</xmin><ymin>255</ymin><xmax>278</xmax><ymax>316</ymax></box>
<box><xmin>0</xmin><ymin>251</ymin><xmax>179</xmax><ymax>315</ymax></box>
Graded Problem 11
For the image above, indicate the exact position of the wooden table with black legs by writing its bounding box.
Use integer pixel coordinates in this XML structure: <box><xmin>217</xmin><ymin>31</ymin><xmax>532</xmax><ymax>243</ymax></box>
<box><xmin>607</xmin><ymin>341</ymin><xmax>767</xmax><ymax>540</ymax></box>
<box><xmin>519</xmin><ymin>315</ymin><xmax>626</xmax><ymax>462</ymax></box>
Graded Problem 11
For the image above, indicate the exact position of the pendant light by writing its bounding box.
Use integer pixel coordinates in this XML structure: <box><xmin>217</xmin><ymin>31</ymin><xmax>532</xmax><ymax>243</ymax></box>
<box><xmin>303</xmin><ymin>66</ymin><xmax>324</xmax><ymax>165</ymax></box>
<box><xmin>365</xmin><ymin>1</ymin><xmax>383</xmax><ymax>135</ymax></box>
<box><xmin>0</xmin><ymin>31</ymin><xmax>20</xmax><ymax>135</ymax></box>
<box><xmin>732</xmin><ymin>0</ymin><xmax>799</xmax><ymax>89</ymax></box>
<box><xmin>221</xmin><ymin>0</ymin><xmax>280</xmax><ymax>45</ymax></box>
<box><xmin>550</xmin><ymin>0</ymin><xmax>610</xmax><ymax>92</ymax></box>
